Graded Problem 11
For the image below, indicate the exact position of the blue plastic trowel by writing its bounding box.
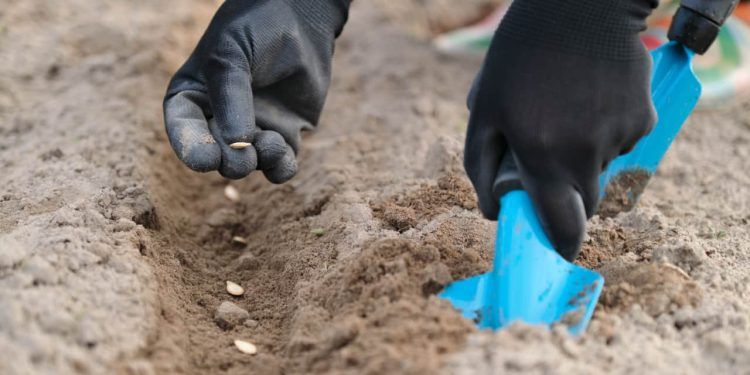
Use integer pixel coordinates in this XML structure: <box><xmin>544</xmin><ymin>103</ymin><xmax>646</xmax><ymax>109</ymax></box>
<box><xmin>439</xmin><ymin>41</ymin><xmax>702</xmax><ymax>335</ymax></box>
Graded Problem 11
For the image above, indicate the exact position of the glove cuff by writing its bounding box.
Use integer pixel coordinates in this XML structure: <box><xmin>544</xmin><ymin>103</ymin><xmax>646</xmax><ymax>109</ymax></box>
<box><xmin>668</xmin><ymin>0</ymin><xmax>739</xmax><ymax>54</ymax></box>
<box><xmin>290</xmin><ymin>0</ymin><xmax>352</xmax><ymax>38</ymax></box>
<box><xmin>497</xmin><ymin>0</ymin><xmax>657</xmax><ymax>60</ymax></box>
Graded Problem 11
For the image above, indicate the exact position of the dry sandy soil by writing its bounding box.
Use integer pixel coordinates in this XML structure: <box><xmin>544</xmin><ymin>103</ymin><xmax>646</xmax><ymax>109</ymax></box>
<box><xmin>1</xmin><ymin>1</ymin><xmax>749</xmax><ymax>374</ymax></box>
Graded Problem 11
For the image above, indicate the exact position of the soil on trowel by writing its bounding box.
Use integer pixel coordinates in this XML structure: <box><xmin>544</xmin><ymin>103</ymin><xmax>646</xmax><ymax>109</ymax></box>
<box><xmin>598</xmin><ymin>169</ymin><xmax>652</xmax><ymax>218</ymax></box>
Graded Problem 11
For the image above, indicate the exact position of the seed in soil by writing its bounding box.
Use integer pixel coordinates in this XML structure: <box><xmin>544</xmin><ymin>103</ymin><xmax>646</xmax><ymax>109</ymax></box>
<box><xmin>234</xmin><ymin>339</ymin><xmax>257</xmax><ymax>355</ymax></box>
<box><xmin>311</xmin><ymin>228</ymin><xmax>326</xmax><ymax>237</ymax></box>
<box><xmin>232</xmin><ymin>236</ymin><xmax>248</xmax><ymax>245</ymax></box>
<box><xmin>226</xmin><ymin>281</ymin><xmax>245</xmax><ymax>296</ymax></box>
<box><xmin>224</xmin><ymin>185</ymin><xmax>240</xmax><ymax>202</ymax></box>
<box><xmin>229</xmin><ymin>142</ymin><xmax>251</xmax><ymax>150</ymax></box>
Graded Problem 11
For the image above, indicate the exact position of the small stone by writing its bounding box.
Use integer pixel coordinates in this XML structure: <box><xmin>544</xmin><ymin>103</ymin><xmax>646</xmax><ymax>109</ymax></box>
<box><xmin>412</xmin><ymin>97</ymin><xmax>435</xmax><ymax>116</ymax></box>
<box><xmin>214</xmin><ymin>301</ymin><xmax>250</xmax><ymax>330</ymax></box>
<box><xmin>113</xmin><ymin>218</ymin><xmax>136</xmax><ymax>232</ymax></box>
<box><xmin>24</xmin><ymin>256</ymin><xmax>59</xmax><ymax>285</ymax></box>
<box><xmin>244</xmin><ymin>319</ymin><xmax>259</xmax><ymax>328</ymax></box>
<box><xmin>326</xmin><ymin>322</ymin><xmax>359</xmax><ymax>350</ymax></box>
<box><xmin>234</xmin><ymin>253</ymin><xmax>260</xmax><ymax>271</ymax></box>
<box><xmin>224</xmin><ymin>185</ymin><xmax>240</xmax><ymax>202</ymax></box>
<box><xmin>40</xmin><ymin>148</ymin><xmax>64</xmax><ymax>161</ymax></box>
<box><xmin>206</xmin><ymin>208</ymin><xmax>236</xmax><ymax>227</ymax></box>
<box><xmin>226</xmin><ymin>280</ymin><xmax>245</xmax><ymax>296</ymax></box>
<box><xmin>0</xmin><ymin>236</ymin><xmax>26</xmax><ymax>269</ymax></box>
<box><xmin>234</xmin><ymin>339</ymin><xmax>257</xmax><ymax>355</ymax></box>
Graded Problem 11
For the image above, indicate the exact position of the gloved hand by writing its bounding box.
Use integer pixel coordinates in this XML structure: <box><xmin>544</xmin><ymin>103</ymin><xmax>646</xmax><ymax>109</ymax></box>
<box><xmin>465</xmin><ymin>0</ymin><xmax>658</xmax><ymax>260</ymax></box>
<box><xmin>164</xmin><ymin>0</ymin><xmax>350</xmax><ymax>181</ymax></box>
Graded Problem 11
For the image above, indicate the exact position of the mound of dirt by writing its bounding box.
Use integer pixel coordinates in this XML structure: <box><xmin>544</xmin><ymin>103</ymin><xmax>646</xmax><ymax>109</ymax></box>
<box><xmin>599</xmin><ymin>261</ymin><xmax>702</xmax><ymax>317</ymax></box>
<box><xmin>372</xmin><ymin>174</ymin><xmax>477</xmax><ymax>232</ymax></box>
<box><xmin>284</xmin><ymin>238</ymin><xmax>474</xmax><ymax>373</ymax></box>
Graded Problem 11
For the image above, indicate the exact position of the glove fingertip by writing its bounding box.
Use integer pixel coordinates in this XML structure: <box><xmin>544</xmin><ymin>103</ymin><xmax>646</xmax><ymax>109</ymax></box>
<box><xmin>182</xmin><ymin>143</ymin><xmax>222</xmax><ymax>173</ymax></box>
<box><xmin>255</xmin><ymin>130</ymin><xmax>288</xmax><ymax>168</ymax></box>
<box><xmin>262</xmin><ymin>153</ymin><xmax>298</xmax><ymax>184</ymax></box>
<box><xmin>527</xmin><ymin>182</ymin><xmax>587</xmax><ymax>261</ymax></box>
<box><xmin>219</xmin><ymin>147</ymin><xmax>258</xmax><ymax>180</ymax></box>
<box><xmin>477</xmin><ymin>192</ymin><xmax>501</xmax><ymax>221</ymax></box>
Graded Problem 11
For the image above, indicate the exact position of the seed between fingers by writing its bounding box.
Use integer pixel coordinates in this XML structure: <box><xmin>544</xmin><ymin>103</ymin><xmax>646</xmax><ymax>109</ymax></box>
<box><xmin>230</xmin><ymin>142</ymin><xmax>252</xmax><ymax>150</ymax></box>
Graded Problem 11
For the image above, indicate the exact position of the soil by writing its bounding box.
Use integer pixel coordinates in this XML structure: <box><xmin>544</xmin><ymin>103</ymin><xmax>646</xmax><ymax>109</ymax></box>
<box><xmin>1</xmin><ymin>1</ymin><xmax>749</xmax><ymax>374</ymax></box>
<box><xmin>598</xmin><ymin>169</ymin><xmax>652</xmax><ymax>219</ymax></box>
<box><xmin>372</xmin><ymin>0</ymin><xmax>503</xmax><ymax>39</ymax></box>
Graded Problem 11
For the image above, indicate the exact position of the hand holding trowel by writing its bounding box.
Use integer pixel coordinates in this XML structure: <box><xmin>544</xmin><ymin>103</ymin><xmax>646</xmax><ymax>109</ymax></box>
<box><xmin>442</xmin><ymin>0</ymin><xmax>739</xmax><ymax>334</ymax></box>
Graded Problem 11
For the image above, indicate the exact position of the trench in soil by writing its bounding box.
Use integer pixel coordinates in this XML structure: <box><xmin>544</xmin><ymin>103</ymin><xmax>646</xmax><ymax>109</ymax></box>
<box><xmin>138</xmin><ymin>4</ymin><xmax>495</xmax><ymax>374</ymax></box>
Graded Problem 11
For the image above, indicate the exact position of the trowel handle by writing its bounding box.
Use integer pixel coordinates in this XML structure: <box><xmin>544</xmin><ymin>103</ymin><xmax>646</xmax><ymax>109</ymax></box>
<box><xmin>668</xmin><ymin>0</ymin><xmax>739</xmax><ymax>54</ymax></box>
<box><xmin>491</xmin><ymin>153</ymin><xmax>587</xmax><ymax>261</ymax></box>
<box><xmin>492</xmin><ymin>152</ymin><xmax>523</xmax><ymax>200</ymax></box>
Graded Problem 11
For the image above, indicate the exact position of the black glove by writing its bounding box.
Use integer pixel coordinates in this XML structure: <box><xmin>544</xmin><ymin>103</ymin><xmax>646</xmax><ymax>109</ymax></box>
<box><xmin>464</xmin><ymin>0</ymin><xmax>658</xmax><ymax>260</ymax></box>
<box><xmin>164</xmin><ymin>0</ymin><xmax>350</xmax><ymax>181</ymax></box>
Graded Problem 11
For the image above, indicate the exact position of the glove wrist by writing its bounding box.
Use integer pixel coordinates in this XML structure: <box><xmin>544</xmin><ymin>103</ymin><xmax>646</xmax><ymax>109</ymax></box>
<box><xmin>497</xmin><ymin>0</ymin><xmax>657</xmax><ymax>60</ymax></box>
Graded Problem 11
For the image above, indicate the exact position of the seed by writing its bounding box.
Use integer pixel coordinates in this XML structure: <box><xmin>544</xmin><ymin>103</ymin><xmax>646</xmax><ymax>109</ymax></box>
<box><xmin>232</xmin><ymin>236</ymin><xmax>248</xmax><ymax>245</ymax></box>
<box><xmin>226</xmin><ymin>281</ymin><xmax>245</xmax><ymax>296</ymax></box>
<box><xmin>311</xmin><ymin>228</ymin><xmax>325</xmax><ymax>237</ymax></box>
<box><xmin>224</xmin><ymin>185</ymin><xmax>240</xmax><ymax>202</ymax></box>
<box><xmin>230</xmin><ymin>142</ymin><xmax>251</xmax><ymax>150</ymax></box>
<box><xmin>234</xmin><ymin>339</ymin><xmax>257</xmax><ymax>355</ymax></box>
<box><xmin>661</xmin><ymin>262</ymin><xmax>690</xmax><ymax>280</ymax></box>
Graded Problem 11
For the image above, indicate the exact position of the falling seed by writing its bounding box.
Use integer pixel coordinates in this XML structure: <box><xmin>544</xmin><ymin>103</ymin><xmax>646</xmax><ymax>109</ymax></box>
<box><xmin>234</xmin><ymin>339</ymin><xmax>257</xmax><ymax>355</ymax></box>
<box><xmin>232</xmin><ymin>236</ymin><xmax>248</xmax><ymax>245</ymax></box>
<box><xmin>311</xmin><ymin>228</ymin><xmax>325</xmax><ymax>237</ymax></box>
<box><xmin>226</xmin><ymin>281</ymin><xmax>245</xmax><ymax>296</ymax></box>
<box><xmin>230</xmin><ymin>142</ymin><xmax>251</xmax><ymax>150</ymax></box>
<box><xmin>224</xmin><ymin>185</ymin><xmax>240</xmax><ymax>202</ymax></box>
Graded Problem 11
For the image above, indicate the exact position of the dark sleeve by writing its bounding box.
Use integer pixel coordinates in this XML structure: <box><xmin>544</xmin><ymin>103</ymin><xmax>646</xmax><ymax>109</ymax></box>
<box><xmin>668</xmin><ymin>0</ymin><xmax>740</xmax><ymax>54</ymax></box>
